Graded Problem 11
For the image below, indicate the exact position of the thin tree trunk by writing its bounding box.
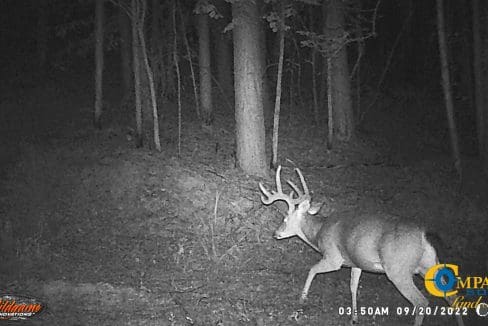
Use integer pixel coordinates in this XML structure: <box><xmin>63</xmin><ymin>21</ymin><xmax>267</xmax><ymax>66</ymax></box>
<box><xmin>198</xmin><ymin>12</ymin><xmax>213</xmax><ymax>126</ymax></box>
<box><xmin>138</xmin><ymin>0</ymin><xmax>161</xmax><ymax>151</ymax></box>
<box><xmin>288</xmin><ymin>65</ymin><xmax>294</xmax><ymax>123</ymax></box>
<box><xmin>178</xmin><ymin>3</ymin><xmax>200</xmax><ymax>119</ymax></box>
<box><xmin>293</xmin><ymin>38</ymin><xmax>305</xmax><ymax>115</ymax></box>
<box><xmin>165</xmin><ymin>7</ymin><xmax>176</xmax><ymax>99</ymax></box>
<box><xmin>271</xmin><ymin>5</ymin><xmax>285</xmax><ymax>169</ymax></box>
<box><xmin>436</xmin><ymin>0</ymin><xmax>461</xmax><ymax>176</ymax></box>
<box><xmin>173</xmin><ymin>0</ymin><xmax>182</xmax><ymax>157</ymax></box>
<box><xmin>319</xmin><ymin>56</ymin><xmax>327</xmax><ymax>112</ymax></box>
<box><xmin>472</xmin><ymin>0</ymin><xmax>484</xmax><ymax>161</ymax></box>
<box><xmin>151</xmin><ymin>0</ymin><xmax>162</xmax><ymax>95</ymax></box>
<box><xmin>132</xmin><ymin>0</ymin><xmax>143</xmax><ymax>147</ymax></box>
<box><xmin>311</xmin><ymin>48</ymin><xmax>319</xmax><ymax>125</ymax></box>
<box><xmin>94</xmin><ymin>0</ymin><xmax>104</xmax><ymax>129</ymax></box>
<box><xmin>327</xmin><ymin>57</ymin><xmax>333</xmax><ymax>149</ymax></box>
<box><xmin>232</xmin><ymin>0</ymin><xmax>268</xmax><ymax>177</ymax></box>
<box><xmin>119</xmin><ymin>6</ymin><xmax>132</xmax><ymax>94</ymax></box>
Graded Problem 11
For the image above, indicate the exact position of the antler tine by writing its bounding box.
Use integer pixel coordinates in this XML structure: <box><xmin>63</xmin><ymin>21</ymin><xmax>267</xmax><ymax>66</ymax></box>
<box><xmin>288</xmin><ymin>190</ymin><xmax>295</xmax><ymax>199</ymax></box>
<box><xmin>258</xmin><ymin>165</ymin><xmax>294</xmax><ymax>209</ymax></box>
<box><xmin>275</xmin><ymin>165</ymin><xmax>283</xmax><ymax>194</ymax></box>
<box><xmin>295</xmin><ymin>168</ymin><xmax>310</xmax><ymax>196</ymax></box>
<box><xmin>287</xmin><ymin>180</ymin><xmax>303</xmax><ymax>198</ymax></box>
<box><xmin>258</xmin><ymin>182</ymin><xmax>273</xmax><ymax>205</ymax></box>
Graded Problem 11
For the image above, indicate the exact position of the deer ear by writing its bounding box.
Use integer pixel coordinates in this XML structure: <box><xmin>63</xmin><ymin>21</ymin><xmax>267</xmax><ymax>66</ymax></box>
<box><xmin>297</xmin><ymin>199</ymin><xmax>311</xmax><ymax>213</ymax></box>
<box><xmin>308</xmin><ymin>202</ymin><xmax>323</xmax><ymax>215</ymax></box>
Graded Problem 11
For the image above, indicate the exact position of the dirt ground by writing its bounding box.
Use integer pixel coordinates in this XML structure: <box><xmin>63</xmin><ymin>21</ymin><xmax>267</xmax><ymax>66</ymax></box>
<box><xmin>0</xmin><ymin>69</ymin><xmax>487</xmax><ymax>326</ymax></box>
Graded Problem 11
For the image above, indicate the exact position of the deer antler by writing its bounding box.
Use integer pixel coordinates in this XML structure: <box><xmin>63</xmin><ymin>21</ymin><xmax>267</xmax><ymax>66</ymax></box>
<box><xmin>259</xmin><ymin>166</ymin><xmax>294</xmax><ymax>210</ymax></box>
<box><xmin>286</xmin><ymin>168</ymin><xmax>310</xmax><ymax>203</ymax></box>
<box><xmin>259</xmin><ymin>166</ymin><xmax>311</xmax><ymax>212</ymax></box>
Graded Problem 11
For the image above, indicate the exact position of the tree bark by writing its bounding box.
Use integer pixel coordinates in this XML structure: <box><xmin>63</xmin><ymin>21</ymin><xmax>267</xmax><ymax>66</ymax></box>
<box><xmin>436</xmin><ymin>0</ymin><xmax>461</xmax><ymax>176</ymax></box>
<box><xmin>257</xmin><ymin>0</ymin><xmax>271</xmax><ymax>126</ymax></box>
<box><xmin>271</xmin><ymin>3</ymin><xmax>285</xmax><ymax>169</ymax></box>
<box><xmin>94</xmin><ymin>0</ymin><xmax>104</xmax><ymax>129</ymax></box>
<box><xmin>324</xmin><ymin>0</ymin><xmax>354</xmax><ymax>142</ymax></box>
<box><xmin>131</xmin><ymin>0</ymin><xmax>143</xmax><ymax>147</ymax></box>
<box><xmin>138</xmin><ymin>0</ymin><xmax>161</xmax><ymax>151</ymax></box>
<box><xmin>151</xmin><ymin>0</ymin><xmax>162</xmax><ymax>96</ymax></box>
<box><xmin>198</xmin><ymin>12</ymin><xmax>213</xmax><ymax>125</ymax></box>
<box><xmin>173</xmin><ymin>0</ymin><xmax>182</xmax><ymax>156</ymax></box>
<box><xmin>232</xmin><ymin>0</ymin><xmax>268</xmax><ymax>177</ymax></box>
<box><xmin>179</xmin><ymin>2</ymin><xmax>200</xmax><ymax>118</ymax></box>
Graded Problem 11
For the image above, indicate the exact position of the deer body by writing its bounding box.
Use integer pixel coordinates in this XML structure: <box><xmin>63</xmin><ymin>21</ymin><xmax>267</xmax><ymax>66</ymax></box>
<box><xmin>304</xmin><ymin>213</ymin><xmax>430</xmax><ymax>274</ymax></box>
<box><xmin>259</xmin><ymin>166</ymin><xmax>464</xmax><ymax>326</ymax></box>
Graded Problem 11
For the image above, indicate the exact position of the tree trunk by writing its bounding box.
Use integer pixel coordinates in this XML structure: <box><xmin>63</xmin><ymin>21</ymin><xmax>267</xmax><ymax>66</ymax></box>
<box><xmin>213</xmin><ymin>0</ymin><xmax>233</xmax><ymax>100</ymax></box>
<box><xmin>271</xmin><ymin>4</ymin><xmax>285</xmax><ymax>169</ymax></box>
<box><xmin>232</xmin><ymin>0</ymin><xmax>268</xmax><ymax>177</ymax></box>
<box><xmin>94</xmin><ymin>0</ymin><xmax>104</xmax><ymax>129</ymax></box>
<box><xmin>138</xmin><ymin>0</ymin><xmax>161</xmax><ymax>151</ymax></box>
<box><xmin>131</xmin><ymin>0</ymin><xmax>143</xmax><ymax>147</ymax></box>
<box><xmin>198</xmin><ymin>12</ymin><xmax>213</xmax><ymax>125</ymax></box>
<box><xmin>311</xmin><ymin>48</ymin><xmax>319</xmax><ymax>124</ymax></box>
<box><xmin>173</xmin><ymin>0</ymin><xmax>183</xmax><ymax>156</ymax></box>
<box><xmin>179</xmin><ymin>2</ymin><xmax>200</xmax><ymax>118</ymax></box>
<box><xmin>119</xmin><ymin>6</ymin><xmax>132</xmax><ymax>94</ymax></box>
<box><xmin>324</xmin><ymin>0</ymin><xmax>354</xmax><ymax>142</ymax></box>
<box><xmin>436</xmin><ymin>0</ymin><xmax>461</xmax><ymax>176</ymax></box>
<box><xmin>257</xmin><ymin>0</ymin><xmax>272</xmax><ymax>127</ymax></box>
<box><xmin>151</xmin><ymin>0</ymin><xmax>162</xmax><ymax>96</ymax></box>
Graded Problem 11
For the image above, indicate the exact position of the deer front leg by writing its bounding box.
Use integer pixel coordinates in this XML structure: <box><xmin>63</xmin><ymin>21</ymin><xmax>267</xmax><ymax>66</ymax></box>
<box><xmin>350</xmin><ymin>267</ymin><xmax>362</xmax><ymax>324</ymax></box>
<box><xmin>300</xmin><ymin>254</ymin><xmax>343</xmax><ymax>304</ymax></box>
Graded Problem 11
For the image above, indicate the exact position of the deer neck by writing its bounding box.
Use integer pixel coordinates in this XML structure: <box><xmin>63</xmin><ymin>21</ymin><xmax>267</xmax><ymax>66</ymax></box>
<box><xmin>298</xmin><ymin>214</ymin><xmax>325</xmax><ymax>252</ymax></box>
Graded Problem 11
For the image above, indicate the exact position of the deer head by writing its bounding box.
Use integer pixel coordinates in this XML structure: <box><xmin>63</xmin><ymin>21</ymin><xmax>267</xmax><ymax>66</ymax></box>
<box><xmin>259</xmin><ymin>166</ymin><xmax>323</xmax><ymax>240</ymax></box>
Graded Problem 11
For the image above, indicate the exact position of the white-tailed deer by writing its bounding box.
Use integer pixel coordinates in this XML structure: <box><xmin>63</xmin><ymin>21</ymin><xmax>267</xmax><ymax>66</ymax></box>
<box><xmin>259</xmin><ymin>166</ymin><xmax>464</xmax><ymax>326</ymax></box>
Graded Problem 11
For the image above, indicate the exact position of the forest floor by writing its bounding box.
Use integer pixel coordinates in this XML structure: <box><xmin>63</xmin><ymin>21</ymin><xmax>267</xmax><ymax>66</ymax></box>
<box><xmin>0</xmin><ymin>69</ymin><xmax>487</xmax><ymax>326</ymax></box>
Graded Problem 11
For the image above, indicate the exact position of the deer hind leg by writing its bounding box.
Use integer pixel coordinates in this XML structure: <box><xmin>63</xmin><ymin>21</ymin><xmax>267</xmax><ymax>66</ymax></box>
<box><xmin>418</xmin><ymin>265</ymin><xmax>465</xmax><ymax>326</ymax></box>
<box><xmin>350</xmin><ymin>267</ymin><xmax>362</xmax><ymax>324</ymax></box>
<box><xmin>300</xmin><ymin>253</ymin><xmax>343</xmax><ymax>303</ymax></box>
<box><xmin>386</xmin><ymin>273</ymin><xmax>428</xmax><ymax>326</ymax></box>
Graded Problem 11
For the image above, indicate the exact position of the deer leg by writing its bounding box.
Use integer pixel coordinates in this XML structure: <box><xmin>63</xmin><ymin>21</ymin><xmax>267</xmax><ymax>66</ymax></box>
<box><xmin>419</xmin><ymin>266</ymin><xmax>464</xmax><ymax>326</ymax></box>
<box><xmin>350</xmin><ymin>267</ymin><xmax>362</xmax><ymax>324</ymax></box>
<box><xmin>387</xmin><ymin>273</ymin><xmax>428</xmax><ymax>326</ymax></box>
<box><xmin>300</xmin><ymin>254</ymin><xmax>343</xmax><ymax>303</ymax></box>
